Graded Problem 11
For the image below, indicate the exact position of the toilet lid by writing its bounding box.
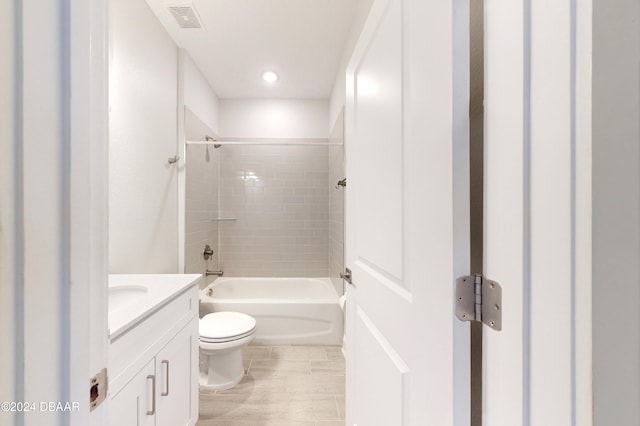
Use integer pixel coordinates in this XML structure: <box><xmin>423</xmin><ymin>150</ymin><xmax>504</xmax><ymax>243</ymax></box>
<box><xmin>200</xmin><ymin>312</ymin><xmax>256</xmax><ymax>341</ymax></box>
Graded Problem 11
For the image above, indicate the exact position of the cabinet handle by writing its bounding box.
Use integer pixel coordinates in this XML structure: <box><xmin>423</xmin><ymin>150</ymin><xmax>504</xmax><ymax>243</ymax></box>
<box><xmin>146</xmin><ymin>374</ymin><xmax>156</xmax><ymax>415</ymax></box>
<box><xmin>161</xmin><ymin>360</ymin><xmax>169</xmax><ymax>396</ymax></box>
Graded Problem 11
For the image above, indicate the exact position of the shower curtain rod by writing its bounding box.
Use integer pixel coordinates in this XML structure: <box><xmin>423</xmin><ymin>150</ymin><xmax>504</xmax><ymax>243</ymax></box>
<box><xmin>186</xmin><ymin>139</ymin><xmax>342</xmax><ymax>146</ymax></box>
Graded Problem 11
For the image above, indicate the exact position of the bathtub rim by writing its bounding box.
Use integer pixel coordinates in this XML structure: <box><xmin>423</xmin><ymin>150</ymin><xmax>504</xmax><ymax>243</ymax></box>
<box><xmin>200</xmin><ymin>276</ymin><xmax>340</xmax><ymax>304</ymax></box>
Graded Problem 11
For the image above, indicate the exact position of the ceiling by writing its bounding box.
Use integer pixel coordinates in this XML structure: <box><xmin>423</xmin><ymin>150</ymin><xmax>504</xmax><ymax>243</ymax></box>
<box><xmin>145</xmin><ymin>0</ymin><xmax>360</xmax><ymax>99</ymax></box>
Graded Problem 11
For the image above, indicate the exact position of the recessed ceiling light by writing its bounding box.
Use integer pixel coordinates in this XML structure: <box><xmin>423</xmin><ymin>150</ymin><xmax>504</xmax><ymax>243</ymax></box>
<box><xmin>262</xmin><ymin>71</ymin><xmax>278</xmax><ymax>83</ymax></box>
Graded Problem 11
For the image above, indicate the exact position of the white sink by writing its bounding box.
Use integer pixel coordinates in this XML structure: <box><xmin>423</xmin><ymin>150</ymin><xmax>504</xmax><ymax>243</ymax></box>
<box><xmin>108</xmin><ymin>274</ymin><xmax>202</xmax><ymax>339</ymax></box>
<box><xmin>109</xmin><ymin>285</ymin><xmax>148</xmax><ymax>312</ymax></box>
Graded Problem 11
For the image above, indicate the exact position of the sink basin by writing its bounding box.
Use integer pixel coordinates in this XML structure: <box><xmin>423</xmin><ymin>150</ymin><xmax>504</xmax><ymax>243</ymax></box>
<box><xmin>109</xmin><ymin>285</ymin><xmax>148</xmax><ymax>312</ymax></box>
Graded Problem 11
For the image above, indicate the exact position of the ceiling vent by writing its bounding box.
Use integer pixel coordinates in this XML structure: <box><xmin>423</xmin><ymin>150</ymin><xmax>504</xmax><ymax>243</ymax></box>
<box><xmin>168</xmin><ymin>5</ymin><xmax>203</xmax><ymax>29</ymax></box>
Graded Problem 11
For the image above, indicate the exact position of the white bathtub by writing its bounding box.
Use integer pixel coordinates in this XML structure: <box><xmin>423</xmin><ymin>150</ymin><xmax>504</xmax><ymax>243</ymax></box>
<box><xmin>199</xmin><ymin>277</ymin><xmax>343</xmax><ymax>345</ymax></box>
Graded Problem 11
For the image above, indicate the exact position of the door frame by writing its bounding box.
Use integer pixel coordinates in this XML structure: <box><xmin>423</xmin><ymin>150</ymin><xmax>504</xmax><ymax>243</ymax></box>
<box><xmin>1</xmin><ymin>0</ymin><xmax>109</xmax><ymax>424</ymax></box>
<box><xmin>482</xmin><ymin>0</ymin><xmax>592</xmax><ymax>424</ymax></box>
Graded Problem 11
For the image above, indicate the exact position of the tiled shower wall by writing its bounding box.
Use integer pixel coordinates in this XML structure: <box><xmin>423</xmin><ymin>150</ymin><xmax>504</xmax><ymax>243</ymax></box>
<box><xmin>219</xmin><ymin>145</ymin><xmax>330</xmax><ymax>277</ymax></box>
<box><xmin>184</xmin><ymin>109</ymin><xmax>220</xmax><ymax>284</ymax></box>
<box><xmin>328</xmin><ymin>112</ymin><xmax>345</xmax><ymax>295</ymax></box>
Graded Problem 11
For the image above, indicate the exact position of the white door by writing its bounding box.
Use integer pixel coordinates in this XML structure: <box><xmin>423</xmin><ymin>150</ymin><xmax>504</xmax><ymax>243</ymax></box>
<box><xmin>344</xmin><ymin>0</ymin><xmax>470</xmax><ymax>424</ymax></box>
<box><xmin>483</xmin><ymin>1</ymin><xmax>592</xmax><ymax>424</ymax></box>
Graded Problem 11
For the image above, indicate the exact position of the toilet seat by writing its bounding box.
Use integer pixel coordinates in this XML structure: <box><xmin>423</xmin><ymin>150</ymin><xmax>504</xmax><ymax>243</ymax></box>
<box><xmin>200</xmin><ymin>329</ymin><xmax>255</xmax><ymax>343</ymax></box>
<box><xmin>200</xmin><ymin>312</ymin><xmax>256</xmax><ymax>343</ymax></box>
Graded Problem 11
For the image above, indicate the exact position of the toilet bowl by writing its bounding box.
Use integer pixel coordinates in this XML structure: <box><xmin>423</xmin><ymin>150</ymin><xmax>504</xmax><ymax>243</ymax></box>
<box><xmin>199</xmin><ymin>311</ymin><xmax>256</xmax><ymax>391</ymax></box>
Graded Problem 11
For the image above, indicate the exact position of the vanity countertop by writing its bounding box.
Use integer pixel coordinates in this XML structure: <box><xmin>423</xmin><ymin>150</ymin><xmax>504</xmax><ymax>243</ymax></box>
<box><xmin>108</xmin><ymin>274</ymin><xmax>201</xmax><ymax>340</ymax></box>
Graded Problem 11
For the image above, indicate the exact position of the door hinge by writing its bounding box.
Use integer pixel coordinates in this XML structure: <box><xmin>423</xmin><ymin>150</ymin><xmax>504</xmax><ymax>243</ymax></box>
<box><xmin>456</xmin><ymin>274</ymin><xmax>502</xmax><ymax>331</ymax></box>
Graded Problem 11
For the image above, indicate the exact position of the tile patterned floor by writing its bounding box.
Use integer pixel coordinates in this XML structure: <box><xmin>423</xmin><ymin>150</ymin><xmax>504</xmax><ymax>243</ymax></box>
<box><xmin>197</xmin><ymin>345</ymin><xmax>345</xmax><ymax>426</ymax></box>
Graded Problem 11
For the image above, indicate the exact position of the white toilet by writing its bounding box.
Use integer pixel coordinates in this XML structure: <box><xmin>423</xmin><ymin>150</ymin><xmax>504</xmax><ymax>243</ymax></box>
<box><xmin>199</xmin><ymin>311</ymin><xmax>257</xmax><ymax>391</ymax></box>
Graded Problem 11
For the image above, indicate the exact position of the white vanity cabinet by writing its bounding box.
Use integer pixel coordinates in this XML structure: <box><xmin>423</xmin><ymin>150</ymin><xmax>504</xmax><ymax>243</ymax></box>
<box><xmin>155</xmin><ymin>319</ymin><xmax>197</xmax><ymax>426</ymax></box>
<box><xmin>109</xmin><ymin>359</ymin><xmax>155</xmax><ymax>426</ymax></box>
<box><xmin>108</xmin><ymin>275</ymin><xmax>200</xmax><ymax>426</ymax></box>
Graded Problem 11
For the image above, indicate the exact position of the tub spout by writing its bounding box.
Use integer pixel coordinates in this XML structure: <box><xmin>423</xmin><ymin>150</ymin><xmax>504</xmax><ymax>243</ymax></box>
<box><xmin>206</xmin><ymin>269</ymin><xmax>224</xmax><ymax>277</ymax></box>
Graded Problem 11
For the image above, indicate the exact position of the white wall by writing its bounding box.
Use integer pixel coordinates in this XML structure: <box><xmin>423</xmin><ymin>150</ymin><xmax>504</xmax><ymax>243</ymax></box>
<box><xmin>109</xmin><ymin>0</ymin><xmax>180</xmax><ymax>273</ymax></box>
<box><xmin>593</xmin><ymin>0</ymin><xmax>640</xmax><ymax>423</ymax></box>
<box><xmin>328</xmin><ymin>0</ymin><xmax>374</xmax><ymax>130</ymax></box>
<box><xmin>183</xmin><ymin>52</ymin><xmax>220</xmax><ymax>136</ymax></box>
<box><xmin>220</xmin><ymin>99</ymin><xmax>329</xmax><ymax>139</ymax></box>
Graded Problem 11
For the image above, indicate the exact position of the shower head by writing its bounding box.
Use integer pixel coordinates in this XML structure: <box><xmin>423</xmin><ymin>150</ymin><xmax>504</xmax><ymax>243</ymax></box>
<box><xmin>205</xmin><ymin>135</ymin><xmax>222</xmax><ymax>148</ymax></box>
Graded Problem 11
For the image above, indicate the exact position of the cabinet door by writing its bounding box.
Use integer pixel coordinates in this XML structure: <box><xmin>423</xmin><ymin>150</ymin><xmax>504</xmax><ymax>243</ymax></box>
<box><xmin>155</xmin><ymin>318</ymin><xmax>198</xmax><ymax>426</ymax></box>
<box><xmin>109</xmin><ymin>359</ymin><xmax>156</xmax><ymax>426</ymax></box>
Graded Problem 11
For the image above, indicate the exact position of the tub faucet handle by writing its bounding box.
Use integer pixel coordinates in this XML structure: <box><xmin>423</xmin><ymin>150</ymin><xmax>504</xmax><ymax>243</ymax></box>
<box><xmin>203</xmin><ymin>245</ymin><xmax>214</xmax><ymax>260</ymax></box>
